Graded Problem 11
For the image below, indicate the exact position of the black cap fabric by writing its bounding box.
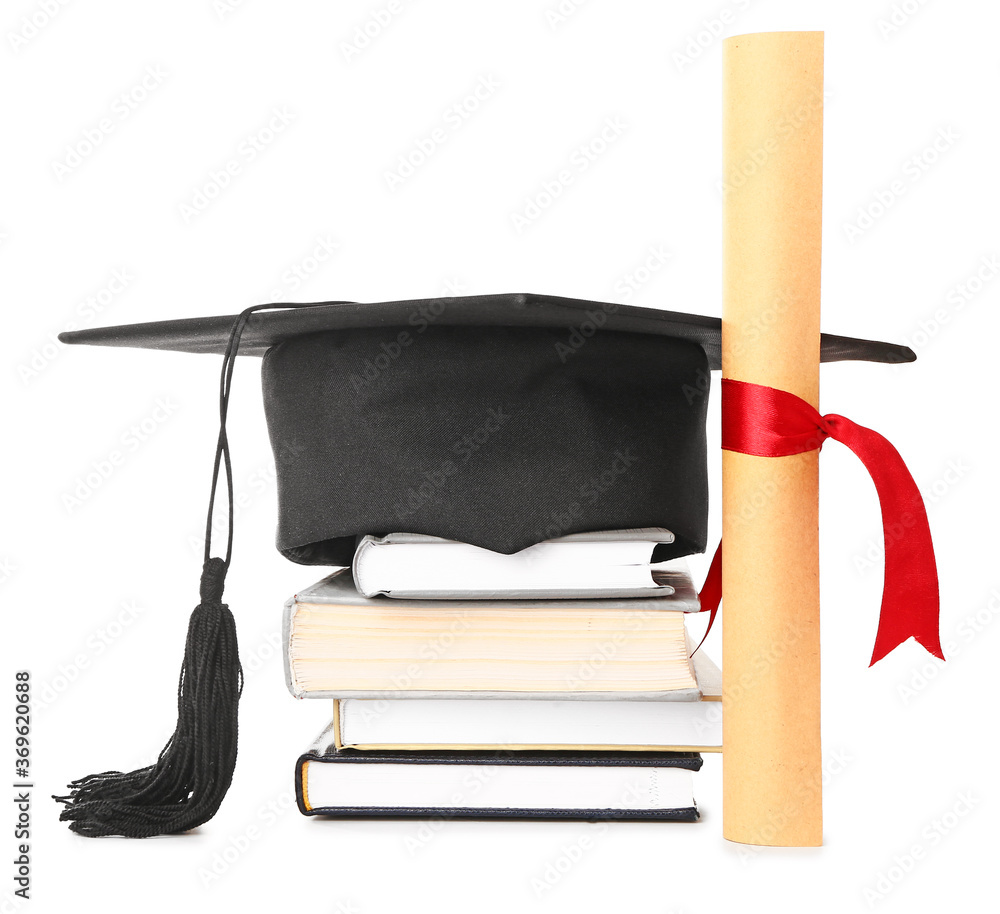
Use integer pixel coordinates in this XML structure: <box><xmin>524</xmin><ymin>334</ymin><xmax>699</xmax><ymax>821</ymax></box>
<box><xmin>263</xmin><ymin>325</ymin><xmax>711</xmax><ymax>564</ymax></box>
<box><xmin>59</xmin><ymin>293</ymin><xmax>915</xmax><ymax>566</ymax></box>
<box><xmin>58</xmin><ymin>292</ymin><xmax>916</xmax><ymax>369</ymax></box>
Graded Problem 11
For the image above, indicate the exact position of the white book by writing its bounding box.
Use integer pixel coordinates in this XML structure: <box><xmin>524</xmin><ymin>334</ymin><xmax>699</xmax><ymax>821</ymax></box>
<box><xmin>304</xmin><ymin>760</ymin><xmax>697</xmax><ymax>814</ymax></box>
<box><xmin>351</xmin><ymin>528</ymin><xmax>693</xmax><ymax>600</ymax></box>
<box><xmin>297</xmin><ymin>724</ymin><xmax>701</xmax><ymax>821</ymax></box>
<box><xmin>334</xmin><ymin>651</ymin><xmax>722</xmax><ymax>753</ymax></box>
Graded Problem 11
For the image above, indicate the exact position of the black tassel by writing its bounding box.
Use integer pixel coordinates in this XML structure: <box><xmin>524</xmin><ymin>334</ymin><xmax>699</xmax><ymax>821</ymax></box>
<box><xmin>54</xmin><ymin>558</ymin><xmax>243</xmax><ymax>837</ymax></box>
<box><xmin>54</xmin><ymin>303</ymin><xmax>344</xmax><ymax>837</ymax></box>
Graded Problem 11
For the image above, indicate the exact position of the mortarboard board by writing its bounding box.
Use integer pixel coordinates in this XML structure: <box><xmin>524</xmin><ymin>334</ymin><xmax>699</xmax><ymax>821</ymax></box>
<box><xmin>52</xmin><ymin>293</ymin><xmax>915</xmax><ymax>837</ymax></box>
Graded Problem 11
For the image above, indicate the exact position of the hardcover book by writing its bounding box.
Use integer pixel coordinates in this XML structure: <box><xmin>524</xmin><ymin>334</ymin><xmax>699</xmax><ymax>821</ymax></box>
<box><xmin>285</xmin><ymin>570</ymin><xmax>702</xmax><ymax>700</ymax></box>
<box><xmin>351</xmin><ymin>528</ymin><xmax>696</xmax><ymax>600</ymax></box>
<box><xmin>296</xmin><ymin>721</ymin><xmax>703</xmax><ymax>821</ymax></box>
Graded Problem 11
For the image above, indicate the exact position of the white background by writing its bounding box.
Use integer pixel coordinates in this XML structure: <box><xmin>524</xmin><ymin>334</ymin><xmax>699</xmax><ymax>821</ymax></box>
<box><xmin>3</xmin><ymin>1</ymin><xmax>997</xmax><ymax>912</ymax></box>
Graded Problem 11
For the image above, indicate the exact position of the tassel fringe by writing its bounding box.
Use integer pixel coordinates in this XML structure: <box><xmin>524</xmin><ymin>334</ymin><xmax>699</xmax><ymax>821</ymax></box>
<box><xmin>53</xmin><ymin>558</ymin><xmax>242</xmax><ymax>838</ymax></box>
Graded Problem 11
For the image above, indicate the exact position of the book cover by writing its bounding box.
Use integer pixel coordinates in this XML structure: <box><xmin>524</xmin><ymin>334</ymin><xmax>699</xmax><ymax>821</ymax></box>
<box><xmin>296</xmin><ymin>721</ymin><xmax>703</xmax><ymax>821</ymax></box>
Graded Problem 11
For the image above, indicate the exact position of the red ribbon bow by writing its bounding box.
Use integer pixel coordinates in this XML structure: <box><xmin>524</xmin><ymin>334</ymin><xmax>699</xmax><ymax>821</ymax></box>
<box><xmin>696</xmin><ymin>379</ymin><xmax>943</xmax><ymax>666</ymax></box>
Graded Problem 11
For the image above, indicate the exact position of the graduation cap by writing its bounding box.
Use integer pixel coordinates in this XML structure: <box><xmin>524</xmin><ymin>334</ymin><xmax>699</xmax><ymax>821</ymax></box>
<box><xmin>52</xmin><ymin>293</ymin><xmax>914</xmax><ymax>837</ymax></box>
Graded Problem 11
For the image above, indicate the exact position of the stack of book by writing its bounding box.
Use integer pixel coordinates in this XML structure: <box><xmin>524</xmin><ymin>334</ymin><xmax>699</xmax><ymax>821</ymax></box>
<box><xmin>284</xmin><ymin>529</ymin><xmax>720</xmax><ymax>821</ymax></box>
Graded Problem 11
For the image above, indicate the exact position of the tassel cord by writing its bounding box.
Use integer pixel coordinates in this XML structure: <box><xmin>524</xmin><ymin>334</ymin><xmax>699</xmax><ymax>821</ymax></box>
<box><xmin>55</xmin><ymin>301</ymin><xmax>351</xmax><ymax>837</ymax></box>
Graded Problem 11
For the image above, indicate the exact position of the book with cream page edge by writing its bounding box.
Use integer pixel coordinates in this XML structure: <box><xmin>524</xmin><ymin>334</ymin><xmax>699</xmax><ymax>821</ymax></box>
<box><xmin>284</xmin><ymin>569</ymin><xmax>702</xmax><ymax>700</ymax></box>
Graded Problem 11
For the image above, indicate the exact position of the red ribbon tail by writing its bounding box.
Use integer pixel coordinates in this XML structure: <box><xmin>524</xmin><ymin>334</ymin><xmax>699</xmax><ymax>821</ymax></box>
<box><xmin>690</xmin><ymin>543</ymin><xmax>722</xmax><ymax>657</ymax></box>
<box><xmin>823</xmin><ymin>415</ymin><xmax>944</xmax><ymax>665</ymax></box>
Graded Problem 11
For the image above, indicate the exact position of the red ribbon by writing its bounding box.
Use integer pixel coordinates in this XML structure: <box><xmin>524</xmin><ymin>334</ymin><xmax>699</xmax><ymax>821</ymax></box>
<box><xmin>695</xmin><ymin>379</ymin><xmax>943</xmax><ymax>666</ymax></box>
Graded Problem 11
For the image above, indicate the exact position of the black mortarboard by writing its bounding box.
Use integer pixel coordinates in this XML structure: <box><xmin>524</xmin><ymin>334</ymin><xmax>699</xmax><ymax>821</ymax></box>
<box><xmin>52</xmin><ymin>293</ymin><xmax>914</xmax><ymax>837</ymax></box>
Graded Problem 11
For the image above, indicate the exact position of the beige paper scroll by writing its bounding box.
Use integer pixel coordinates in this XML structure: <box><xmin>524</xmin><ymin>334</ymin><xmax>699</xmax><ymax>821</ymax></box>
<box><xmin>721</xmin><ymin>31</ymin><xmax>824</xmax><ymax>847</ymax></box>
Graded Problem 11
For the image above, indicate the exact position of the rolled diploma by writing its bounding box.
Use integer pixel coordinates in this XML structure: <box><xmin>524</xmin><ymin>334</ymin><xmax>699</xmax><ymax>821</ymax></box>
<box><xmin>721</xmin><ymin>31</ymin><xmax>824</xmax><ymax>847</ymax></box>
